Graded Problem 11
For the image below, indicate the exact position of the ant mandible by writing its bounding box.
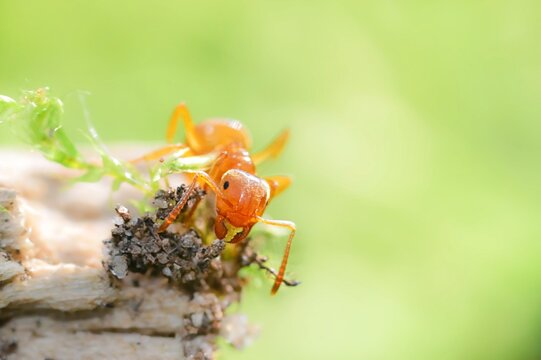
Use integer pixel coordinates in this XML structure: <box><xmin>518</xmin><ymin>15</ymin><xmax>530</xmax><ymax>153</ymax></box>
<box><xmin>136</xmin><ymin>103</ymin><xmax>295</xmax><ymax>294</ymax></box>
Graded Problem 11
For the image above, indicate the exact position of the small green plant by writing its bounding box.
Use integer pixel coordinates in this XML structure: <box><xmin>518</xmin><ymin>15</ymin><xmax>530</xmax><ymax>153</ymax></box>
<box><xmin>0</xmin><ymin>88</ymin><xmax>216</xmax><ymax>199</ymax></box>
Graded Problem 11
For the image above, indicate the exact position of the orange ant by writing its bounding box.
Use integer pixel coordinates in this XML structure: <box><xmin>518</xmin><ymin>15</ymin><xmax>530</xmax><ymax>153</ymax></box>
<box><xmin>136</xmin><ymin>104</ymin><xmax>295</xmax><ymax>294</ymax></box>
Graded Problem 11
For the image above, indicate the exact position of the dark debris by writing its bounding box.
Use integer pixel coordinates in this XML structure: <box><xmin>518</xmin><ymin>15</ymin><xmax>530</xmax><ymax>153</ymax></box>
<box><xmin>105</xmin><ymin>186</ymin><xmax>242</xmax><ymax>294</ymax></box>
<box><xmin>153</xmin><ymin>185</ymin><xmax>205</xmax><ymax>220</ymax></box>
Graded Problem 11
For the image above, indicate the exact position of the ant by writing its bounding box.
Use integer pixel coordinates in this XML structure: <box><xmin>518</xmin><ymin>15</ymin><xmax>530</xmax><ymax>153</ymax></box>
<box><xmin>135</xmin><ymin>104</ymin><xmax>296</xmax><ymax>294</ymax></box>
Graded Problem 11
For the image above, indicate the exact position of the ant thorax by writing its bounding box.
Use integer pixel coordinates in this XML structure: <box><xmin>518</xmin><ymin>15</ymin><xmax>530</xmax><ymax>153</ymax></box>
<box><xmin>207</xmin><ymin>144</ymin><xmax>256</xmax><ymax>183</ymax></box>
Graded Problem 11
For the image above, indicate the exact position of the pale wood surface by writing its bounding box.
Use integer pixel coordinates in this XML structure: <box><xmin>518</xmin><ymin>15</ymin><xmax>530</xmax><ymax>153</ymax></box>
<box><xmin>0</xmin><ymin>151</ymin><xmax>255</xmax><ymax>360</ymax></box>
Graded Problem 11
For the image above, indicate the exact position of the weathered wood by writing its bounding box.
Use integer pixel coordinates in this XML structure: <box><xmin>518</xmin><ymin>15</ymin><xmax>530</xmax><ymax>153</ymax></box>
<box><xmin>0</xmin><ymin>152</ymin><xmax>255</xmax><ymax>360</ymax></box>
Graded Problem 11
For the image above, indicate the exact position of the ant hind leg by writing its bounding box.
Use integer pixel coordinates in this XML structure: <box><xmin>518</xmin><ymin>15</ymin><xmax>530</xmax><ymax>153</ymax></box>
<box><xmin>252</xmin><ymin>129</ymin><xmax>290</xmax><ymax>165</ymax></box>
<box><xmin>264</xmin><ymin>175</ymin><xmax>292</xmax><ymax>200</ymax></box>
<box><xmin>166</xmin><ymin>103</ymin><xmax>202</xmax><ymax>150</ymax></box>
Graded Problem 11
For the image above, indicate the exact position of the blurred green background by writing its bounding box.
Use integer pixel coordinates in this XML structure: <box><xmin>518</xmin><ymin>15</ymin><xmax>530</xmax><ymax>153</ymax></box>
<box><xmin>2</xmin><ymin>1</ymin><xmax>541</xmax><ymax>359</ymax></box>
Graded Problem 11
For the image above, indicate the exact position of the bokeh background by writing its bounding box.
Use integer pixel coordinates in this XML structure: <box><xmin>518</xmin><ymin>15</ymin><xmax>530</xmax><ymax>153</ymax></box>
<box><xmin>2</xmin><ymin>1</ymin><xmax>541</xmax><ymax>359</ymax></box>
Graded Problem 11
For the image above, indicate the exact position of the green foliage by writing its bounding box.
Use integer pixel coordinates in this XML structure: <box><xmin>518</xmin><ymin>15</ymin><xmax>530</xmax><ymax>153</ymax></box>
<box><xmin>0</xmin><ymin>88</ymin><xmax>149</xmax><ymax>194</ymax></box>
<box><xmin>0</xmin><ymin>95</ymin><xmax>17</xmax><ymax>119</ymax></box>
<box><xmin>1</xmin><ymin>89</ymin><xmax>87</xmax><ymax>169</ymax></box>
<box><xmin>150</xmin><ymin>151</ymin><xmax>216</xmax><ymax>184</ymax></box>
<box><xmin>0</xmin><ymin>88</ymin><xmax>215</xmax><ymax>199</ymax></box>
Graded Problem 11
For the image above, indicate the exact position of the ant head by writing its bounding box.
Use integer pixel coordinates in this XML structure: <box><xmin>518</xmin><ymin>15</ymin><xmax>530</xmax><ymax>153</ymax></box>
<box><xmin>214</xmin><ymin>169</ymin><xmax>270</xmax><ymax>243</ymax></box>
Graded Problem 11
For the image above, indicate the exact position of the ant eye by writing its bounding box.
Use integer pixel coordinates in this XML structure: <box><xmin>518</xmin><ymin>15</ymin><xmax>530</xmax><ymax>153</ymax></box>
<box><xmin>223</xmin><ymin>181</ymin><xmax>230</xmax><ymax>190</ymax></box>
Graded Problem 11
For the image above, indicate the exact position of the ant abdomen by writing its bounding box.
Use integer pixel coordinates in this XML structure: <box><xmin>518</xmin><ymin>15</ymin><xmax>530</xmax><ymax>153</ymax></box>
<box><xmin>189</xmin><ymin>119</ymin><xmax>252</xmax><ymax>154</ymax></box>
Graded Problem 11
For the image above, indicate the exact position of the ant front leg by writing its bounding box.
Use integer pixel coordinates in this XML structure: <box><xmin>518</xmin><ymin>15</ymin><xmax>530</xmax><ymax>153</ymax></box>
<box><xmin>158</xmin><ymin>171</ymin><xmax>224</xmax><ymax>233</ymax></box>
<box><xmin>256</xmin><ymin>217</ymin><xmax>296</xmax><ymax>295</ymax></box>
<box><xmin>182</xmin><ymin>186</ymin><xmax>205</xmax><ymax>225</ymax></box>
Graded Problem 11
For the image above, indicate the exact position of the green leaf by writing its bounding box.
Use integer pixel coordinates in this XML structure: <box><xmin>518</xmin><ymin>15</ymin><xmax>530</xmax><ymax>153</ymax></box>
<box><xmin>73</xmin><ymin>167</ymin><xmax>105</xmax><ymax>183</ymax></box>
<box><xmin>151</xmin><ymin>152</ymin><xmax>217</xmax><ymax>184</ymax></box>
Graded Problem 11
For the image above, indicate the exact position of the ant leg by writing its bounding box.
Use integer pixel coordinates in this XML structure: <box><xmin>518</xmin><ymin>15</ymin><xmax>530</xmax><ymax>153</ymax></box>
<box><xmin>158</xmin><ymin>171</ymin><xmax>224</xmax><ymax>233</ymax></box>
<box><xmin>244</xmin><ymin>249</ymin><xmax>300</xmax><ymax>287</ymax></box>
<box><xmin>132</xmin><ymin>103</ymin><xmax>197</xmax><ymax>164</ymax></box>
<box><xmin>182</xmin><ymin>186</ymin><xmax>205</xmax><ymax>225</ymax></box>
<box><xmin>166</xmin><ymin>103</ymin><xmax>201</xmax><ymax>150</ymax></box>
<box><xmin>130</xmin><ymin>144</ymin><xmax>190</xmax><ymax>163</ymax></box>
<box><xmin>256</xmin><ymin>217</ymin><xmax>296</xmax><ymax>295</ymax></box>
<box><xmin>252</xmin><ymin>129</ymin><xmax>290</xmax><ymax>165</ymax></box>
<box><xmin>264</xmin><ymin>175</ymin><xmax>292</xmax><ymax>200</ymax></box>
